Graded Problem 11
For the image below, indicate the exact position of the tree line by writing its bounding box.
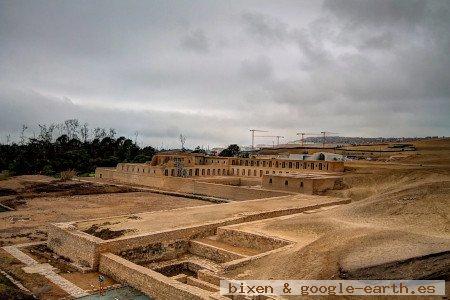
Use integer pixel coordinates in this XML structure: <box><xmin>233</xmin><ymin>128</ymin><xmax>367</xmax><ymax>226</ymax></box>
<box><xmin>0</xmin><ymin>119</ymin><xmax>156</xmax><ymax>176</ymax></box>
<box><xmin>0</xmin><ymin>119</ymin><xmax>242</xmax><ymax>176</ymax></box>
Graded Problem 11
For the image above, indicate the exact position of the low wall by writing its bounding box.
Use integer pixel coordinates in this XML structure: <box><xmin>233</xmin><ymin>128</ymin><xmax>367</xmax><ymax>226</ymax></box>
<box><xmin>99</xmin><ymin>222</ymin><xmax>220</xmax><ymax>260</ymax></box>
<box><xmin>216</xmin><ymin>228</ymin><xmax>290</xmax><ymax>252</ymax></box>
<box><xmin>95</xmin><ymin>168</ymin><xmax>290</xmax><ymax>201</ymax></box>
<box><xmin>313</xmin><ymin>177</ymin><xmax>341</xmax><ymax>194</ymax></box>
<box><xmin>120</xmin><ymin>240</ymin><xmax>189</xmax><ymax>265</ymax></box>
<box><xmin>47</xmin><ymin>223</ymin><xmax>102</xmax><ymax>269</ymax></box>
<box><xmin>196</xmin><ymin>177</ymin><xmax>261</xmax><ymax>187</ymax></box>
<box><xmin>99</xmin><ymin>253</ymin><xmax>214</xmax><ymax>300</ymax></box>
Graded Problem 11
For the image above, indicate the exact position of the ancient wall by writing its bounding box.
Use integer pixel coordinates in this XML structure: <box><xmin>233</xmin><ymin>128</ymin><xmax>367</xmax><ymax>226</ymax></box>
<box><xmin>312</xmin><ymin>177</ymin><xmax>340</xmax><ymax>194</ymax></box>
<box><xmin>99</xmin><ymin>222</ymin><xmax>219</xmax><ymax>258</ymax></box>
<box><xmin>261</xmin><ymin>175</ymin><xmax>314</xmax><ymax>194</ymax></box>
<box><xmin>107</xmin><ymin>157</ymin><xmax>344</xmax><ymax>181</ymax></box>
<box><xmin>95</xmin><ymin>168</ymin><xmax>290</xmax><ymax>200</ymax></box>
<box><xmin>99</xmin><ymin>253</ymin><xmax>213</xmax><ymax>300</ymax></box>
<box><xmin>261</xmin><ymin>174</ymin><xmax>341</xmax><ymax>194</ymax></box>
<box><xmin>47</xmin><ymin>224</ymin><xmax>102</xmax><ymax>269</ymax></box>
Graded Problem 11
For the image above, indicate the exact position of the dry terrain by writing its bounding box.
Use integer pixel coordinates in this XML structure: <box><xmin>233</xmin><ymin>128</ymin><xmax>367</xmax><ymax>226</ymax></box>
<box><xmin>0</xmin><ymin>177</ymin><xmax>208</xmax><ymax>246</ymax></box>
<box><xmin>0</xmin><ymin>176</ymin><xmax>208</xmax><ymax>298</ymax></box>
<box><xmin>1</xmin><ymin>138</ymin><xmax>449</xmax><ymax>299</ymax></box>
<box><xmin>222</xmin><ymin>139</ymin><xmax>450</xmax><ymax>284</ymax></box>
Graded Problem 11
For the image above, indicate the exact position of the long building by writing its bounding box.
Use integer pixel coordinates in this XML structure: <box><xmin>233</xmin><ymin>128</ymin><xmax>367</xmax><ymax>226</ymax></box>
<box><xmin>102</xmin><ymin>151</ymin><xmax>344</xmax><ymax>180</ymax></box>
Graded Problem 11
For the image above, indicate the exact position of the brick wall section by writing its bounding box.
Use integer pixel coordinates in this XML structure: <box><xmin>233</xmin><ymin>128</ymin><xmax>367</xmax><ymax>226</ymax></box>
<box><xmin>216</xmin><ymin>228</ymin><xmax>290</xmax><ymax>252</ymax></box>
<box><xmin>119</xmin><ymin>240</ymin><xmax>189</xmax><ymax>265</ymax></box>
<box><xmin>95</xmin><ymin>168</ymin><xmax>291</xmax><ymax>200</ymax></box>
<box><xmin>313</xmin><ymin>177</ymin><xmax>342</xmax><ymax>194</ymax></box>
<box><xmin>47</xmin><ymin>223</ymin><xmax>102</xmax><ymax>269</ymax></box>
<box><xmin>48</xmin><ymin>198</ymin><xmax>350</xmax><ymax>270</ymax></box>
<box><xmin>189</xmin><ymin>240</ymin><xmax>245</xmax><ymax>263</ymax></box>
<box><xmin>99</xmin><ymin>253</ymin><xmax>215</xmax><ymax>300</ymax></box>
<box><xmin>261</xmin><ymin>174</ymin><xmax>341</xmax><ymax>194</ymax></box>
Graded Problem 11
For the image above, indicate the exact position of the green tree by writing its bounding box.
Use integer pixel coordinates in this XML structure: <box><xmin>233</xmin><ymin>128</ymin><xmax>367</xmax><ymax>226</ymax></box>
<box><xmin>219</xmin><ymin>144</ymin><xmax>240</xmax><ymax>157</ymax></box>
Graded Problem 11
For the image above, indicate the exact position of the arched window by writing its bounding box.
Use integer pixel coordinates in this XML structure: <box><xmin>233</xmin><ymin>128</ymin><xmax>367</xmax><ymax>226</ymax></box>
<box><xmin>269</xmin><ymin>178</ymin><xmax>272</xmax><ymax>184</ymax></box>
<box><xmin>285</xmin><ymin>180</ymin><xmax>289</xmax><ymax>186</ymax></box>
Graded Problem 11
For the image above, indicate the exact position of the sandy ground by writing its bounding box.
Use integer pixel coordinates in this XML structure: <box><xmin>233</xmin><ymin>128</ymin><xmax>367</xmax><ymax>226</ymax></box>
<box><xmin>75</xmin><ymin>194</ymin><xmax>346</xmax><ymax>238</ymax></box>
<box><xmin>222</xmin><ymin>139</ymin><xmax>450</xmax><ymax>284</ymax></box>
<box><xmin>1</xmin><ymin>138</ymin><xmax>449</xmax><ymax>299</ymax></box>
<box><xmin>0</xmin><ymin>178</ymin><xmax>208</xmax><ymax>246</ymax></box>
<box><xmin>0</xmin><ymin>177</ymin><xmax>209</xmax><ymax>299</ymax></box>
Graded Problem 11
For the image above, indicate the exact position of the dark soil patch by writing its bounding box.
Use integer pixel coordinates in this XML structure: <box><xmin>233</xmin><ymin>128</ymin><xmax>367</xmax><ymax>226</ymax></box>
<box><xmin>23</xmin><ymin>181</ymin><xmax>137</xmax><ymax>196</ymax></box>
<box><xmin>0</xmin><ymin>204</ymin><xmax>11</xmax><ymax>212</ymax></box>
<box><xmin>0</xmin><ymin>273</ymin><xmax>34</xmax><ymax>300</ymax></box>
<box><xmin>83</xmin><ymin>224</ymin><xmax>131</xmax><ymax>240</ymax></box>
<box><xmin>0</xmin><ymin>197</ymin><xmax>26</xmax><ymax>209</ymax></box>
<box><xmin>25</xmin><ymin>244</ymin><xmax>77</xmax><ymax>273</ymax></box>
<box><xmin>154</xmin><ymin>262</ymin><xmax>197</xmax><ymax>277</ymax></box>
<box><xmin>0</xmin><ymin>180</ymin><xmax>139</xmax><ymax>209</ymax></box>
<box><xmin>0</xmin><ymin>187</ymin><xmax>18</xmax><ymax>196</ymax></box>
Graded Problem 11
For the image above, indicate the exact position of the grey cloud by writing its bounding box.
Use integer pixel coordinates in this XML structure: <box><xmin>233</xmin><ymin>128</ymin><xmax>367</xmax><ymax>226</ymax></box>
<box><xmin>323</xmin><ymin>0</ymin><xmax>427</xmax><ymax>29</ymax></box>
<box><xmin>0</xmin><ymin>87</ymin><xmax>241</xmax><ymax>147</ymax></box>
<box><xmin>359</xmin><ymin>32</ymin><xmax>395</xmax><ymax>50</ymax></box>
<box><xmin>0</xmin><ymin>0</ymin><xmax>449</xmax><ymax>145</ymax></box>
<box><xmin>180</xmin><ymin>29</ymin><xmax>210</xmax><ymax>53</ymax></box>
<box><xmin>241</xmin><ymin>12</ymin><xmax>289</xmax><ymax>45</ymax></box>
<box><xmin>240</xmin><ymin>56</ymin><xmax>273</xmax><ymax>82</ymax></box>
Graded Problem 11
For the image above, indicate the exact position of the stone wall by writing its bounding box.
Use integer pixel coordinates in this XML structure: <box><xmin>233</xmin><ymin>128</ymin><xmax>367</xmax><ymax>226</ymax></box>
<box><xmin>312</xmin><ymin>177</ymin><xmax>341</xmax><ymax>194</ymax></box>
<box><xmin>99</xmin><ymin>253</ymin><xmax>214</xmax><ymax>300</ymax></box>
<box><xmin>95</xmin><ymin>168</ymin><xmax>290</xmax><ymax>200</ymax></box>
<box><xmin>261</xmin><ymin>174</ymin><xmax>341</xmax><ymax>194</ymax></box>
<box><xmin>47</xmin><ymin>223</ymin><xmax>102</xmax><ymax>269</ymax></box>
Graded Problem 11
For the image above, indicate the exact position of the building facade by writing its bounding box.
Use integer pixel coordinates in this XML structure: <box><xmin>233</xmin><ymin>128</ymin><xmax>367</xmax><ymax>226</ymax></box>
<box><xmin>105</xmin><ymin>151</ymin><xmax>344</xmax><ymax>180</ymax></box>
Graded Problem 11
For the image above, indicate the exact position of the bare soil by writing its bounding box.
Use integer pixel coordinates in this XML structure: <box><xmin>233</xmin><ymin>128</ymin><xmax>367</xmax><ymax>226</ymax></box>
<box><xmin>0</xmin><ymin>176</ymin><xmax>208</xmax><ymax>299</ymax></box>
<box><xmin>0</xmin><ymin>176</ymin><xmax>208</xmax><ymax>246</ymax></box>
<box><xmin>222</xmin><ymin>139</ymin><xmax>450</xmax><ymax>284</ymax></box>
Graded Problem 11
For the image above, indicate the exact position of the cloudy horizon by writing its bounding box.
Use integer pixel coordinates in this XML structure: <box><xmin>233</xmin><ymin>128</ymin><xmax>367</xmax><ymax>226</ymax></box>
<box><xmin>1</xmin><ymin>0</ymin><xmax>449</xmax><ymax>148</ymax></box>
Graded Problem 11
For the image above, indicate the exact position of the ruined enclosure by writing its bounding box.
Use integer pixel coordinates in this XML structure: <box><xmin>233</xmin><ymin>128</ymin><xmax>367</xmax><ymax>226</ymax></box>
<box><xmin>23</xmin><ymin>141</ymin><xmax>450</xmax><ymax>299</ymax></box>
<box><xmin>46</xmin><ymin>194</ymin><xmax>349</xmax><ymax>299</ymax></box>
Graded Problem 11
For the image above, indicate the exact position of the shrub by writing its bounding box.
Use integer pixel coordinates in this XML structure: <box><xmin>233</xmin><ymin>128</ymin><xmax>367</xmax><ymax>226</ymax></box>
<box><xmin>42</xmin><ymin>165</ymin><xmax>54</xmax><ymax>176</ymax></box>
<box><xmin>0</xmin><ymin>170</ymin><xmax>10</xmax><ymax>181</ymax></box>
<box><xmin>60</xmin><ymin>169</ymin><xmax>77</xmax><ymax>181</ymax></box>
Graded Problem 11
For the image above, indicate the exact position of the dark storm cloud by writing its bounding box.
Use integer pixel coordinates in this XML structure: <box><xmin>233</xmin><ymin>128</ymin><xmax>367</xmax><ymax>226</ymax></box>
<box><xmin>0</xmin><ymin>0</ymin><xmax>449</xmax><ymax>147</ymax></box>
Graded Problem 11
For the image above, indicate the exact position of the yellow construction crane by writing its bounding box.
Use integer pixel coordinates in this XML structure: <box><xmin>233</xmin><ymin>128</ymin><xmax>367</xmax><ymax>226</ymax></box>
<box><xmin>320</xmin><ymin>131</ymin><xmax>339</xmax><ymax>148</ymax></box>
<box><xmin>249</xmin><ymin>129</ymin><xmax>268</xmax><ymax>150</ymax></box>
<box><xmin>296</xmin><ymin>132</ymin><xmax>321</xmax><ymax>146</ymax></box>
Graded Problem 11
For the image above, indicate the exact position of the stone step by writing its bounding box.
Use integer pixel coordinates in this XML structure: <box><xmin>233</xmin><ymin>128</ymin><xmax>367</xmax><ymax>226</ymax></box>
<box><xmin>197</xmin><ymin>269</ymin><xmax>222</xmax><ymax>286</ymax></box>
<box><xmin>171</xmin><ymin>273</ymin><xmax>187</xmax><ymax>283</ymax></box>
<box><xmin>186</xmin><ymin>276</ymin><xmax>219</xmax><ymax>292</ymax></box>
<box><xmin>189</xmin><ymin>239</ymin><xmax>249</xmax><ymax>263</ymax></box>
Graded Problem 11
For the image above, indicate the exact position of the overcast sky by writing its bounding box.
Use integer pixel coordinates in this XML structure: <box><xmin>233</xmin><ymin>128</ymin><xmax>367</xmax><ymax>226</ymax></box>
<box><xmin>1</xmin><ymin>0</ymin><xmax>449</xmax><ymax>148</ymax></box>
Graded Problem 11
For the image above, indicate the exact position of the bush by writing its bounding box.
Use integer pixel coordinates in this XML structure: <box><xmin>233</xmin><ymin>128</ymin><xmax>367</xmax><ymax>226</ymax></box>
<box><xmin>60</xmin><ymin>170</ymin><xmax>77</xmax><ymax>181</ymax></box>
<box><xmin>42</xmin><ymin>164</ymin><xmax>54</xmax><ymax>176</ymax></box>
<box><xmin>0</xmin><ymin>170</ymin><xmax>10</xmax><ymax>181</ymax></box>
